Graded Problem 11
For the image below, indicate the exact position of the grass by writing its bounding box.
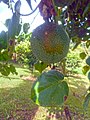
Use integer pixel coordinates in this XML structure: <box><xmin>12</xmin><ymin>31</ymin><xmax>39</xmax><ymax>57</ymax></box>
<box><xmin>65</xmin><ymin>75</ymin><xmax>90</xmax><ymax>119</ymax></box>
<box><xmin>0</xmin><ymin>65</ymin><xmax>90</xmax><ymax>119</ymax></box>
<box><xmin>0</xmin><ymin>66</ymin><xmax>38</xmax><ymax>119</ymax></box>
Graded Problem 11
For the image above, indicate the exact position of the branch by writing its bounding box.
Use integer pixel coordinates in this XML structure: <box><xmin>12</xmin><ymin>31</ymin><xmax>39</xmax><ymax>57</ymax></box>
<box><xmin>16</xmin><ymin>3</ymin><xmax>40</xmax><ymax>16</ymax></box>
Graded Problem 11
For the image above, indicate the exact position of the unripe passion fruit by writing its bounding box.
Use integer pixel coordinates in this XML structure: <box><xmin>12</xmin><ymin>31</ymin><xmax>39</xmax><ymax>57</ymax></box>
<box><xmin>30</xmin><ymin>22</ymin><xmax>70</xmax><ymax>64</ymax></box>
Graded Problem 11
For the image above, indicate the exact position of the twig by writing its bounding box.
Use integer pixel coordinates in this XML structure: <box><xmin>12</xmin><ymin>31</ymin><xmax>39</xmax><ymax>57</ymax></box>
<box><xmin>30</xmin><ymin>11</ymin><xmax>39</xmax><ymax>25</ymax></box>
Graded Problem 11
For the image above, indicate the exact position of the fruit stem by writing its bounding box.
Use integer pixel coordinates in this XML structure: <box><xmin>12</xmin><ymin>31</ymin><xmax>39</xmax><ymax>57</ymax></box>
<box><xmin>52</xmin><ymin>0</ymin><xmax>58</xmax><ymax>23</ymax></box>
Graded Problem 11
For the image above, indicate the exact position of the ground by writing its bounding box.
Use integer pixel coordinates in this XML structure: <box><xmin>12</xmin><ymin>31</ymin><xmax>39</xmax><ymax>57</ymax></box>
<box><xmin>0</xmin><ymin>66</ymin><xmax>90</xmax><ymax>120</ymax></box>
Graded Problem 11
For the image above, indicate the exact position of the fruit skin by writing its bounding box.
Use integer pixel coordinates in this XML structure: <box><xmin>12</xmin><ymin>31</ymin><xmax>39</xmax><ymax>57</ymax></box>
<box><xmin>31</xmin><ymin>22</ymin><xmax>70</xmax><ymax>64</ymax></box>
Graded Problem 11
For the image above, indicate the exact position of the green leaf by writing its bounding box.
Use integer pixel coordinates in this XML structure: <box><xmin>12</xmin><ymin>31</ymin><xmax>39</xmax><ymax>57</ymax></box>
<box><xmin>86</xmin><ymin>56</ymin><xmax>90</xmax><ymax>66</ymax></box>
<box><xmin>0</xmin><ymin>65</ymin><xmax>10</xmax><ymax>76</ymax></box>
<box><xmin>0</xmin><ymin>31</ymin><xmax>7</xmax><ymax>40</ymax></box>
<box><xmin>86</xmin><ymin>41</ymin><xmax>90</xmax><ymax>48</ymax></box>
<box><xmin>0</xmin><ymin>31</ymin><xmax>7</xmax><ymax>49</ymax></box>
<box><xmin>79</xmin><ymin>52</ymin><xmax>86</xmax><ymax>60</ymax></box>
<box><xmin>83</xmin><ymin>93</ymin><xmax>90</xmax><ymax>110</ymax></box>
<box><xmin>26</xmin><ymin>0</ymin><xmax>32</xmax><ymax>10</ymax></box>
<box><xmin>23</xmin><ymin>23</ymin><xmax>30</xmax><ymax>34</ymax></box>
<box><xmin>1</xmin><ymin>0</ymin><xmax>9</xmax><ymax>5</ymax></box>
<box><xmin>0</xmin><ymin>49</ymin><xmax>10</xmax><ymax>61</ymax></box>
<box><xmin>83</xmin><ymin>3</ymin><xmax>90</xmax><ymax>17</ymax></box>
<box><xmin>26</xmin><ymin>0</ymin><xmax>37</xmax><ymax>10</ymax></box>
<box><xmin>4</xmin><ymin>65</ymin><xmax>10</xmax><ymax>76</ymax></box>
<box><xmin>34</xmin><ymin>62</ymin><xmax>47</xmax><ymax>73</ymax></box>
<box><xmin>72</xmin><ymin>42</ymin><xmax>81</xmax><ymax>51</ymax></box>
<box><xmin>31</xmin><ymin>70</ymin><xmax>69</xmax><ymax>107</ymax></box>
<box><xmin>0</xmin><ymin>63</ymin><xmax>17</xmax><ymax>76</ymax></box>
<box><xmin>88</xmin><ymin>71</ymin><xmax>90</xmax><ymax>81</ymax></box>
<box><xmin>5</xmin><ymin>19</ymin><xmax>11</xmax><ymax>28</ymax></box>
<box><xmin>8</xmin><ymin>13</ymin><xmax>21</xmax><ymax>39</ymax></box>
<box><xmin>82</xmin><ymin>65</ymin><xmax>90</xmax><ymax>75</ymax></box>
<box><xmin>10</xmin><ymin>64</ymin><xmax>18</xmax><ymax>75</ymax></box>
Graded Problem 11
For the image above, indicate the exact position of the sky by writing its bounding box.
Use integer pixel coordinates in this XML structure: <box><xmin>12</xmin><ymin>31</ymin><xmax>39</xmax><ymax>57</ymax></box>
<box><xmin>0</xmin><ymin>0</ymin><xmax>44</xmax><ymax>32</ymax></box>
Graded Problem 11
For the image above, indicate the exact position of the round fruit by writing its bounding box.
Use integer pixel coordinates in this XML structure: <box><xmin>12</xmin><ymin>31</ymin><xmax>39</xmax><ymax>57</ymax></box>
<box><xmin>31</xmin><ymin>22</ymin><xmax>70</xmax><ymax>64</ymax></box>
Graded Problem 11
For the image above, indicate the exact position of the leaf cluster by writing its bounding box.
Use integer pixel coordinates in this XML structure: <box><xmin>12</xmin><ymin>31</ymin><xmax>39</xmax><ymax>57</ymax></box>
<box><xmin>0</xmin><ymin>63</ymin><xmax>17</xmax><ymax>76</ymax></box>
<box><xmin>0</xmin><ymin>31</ymin><xmax>8</xmax><ymax>50</ymax></box>
<box><xmin>0</xmin><ymin>49</ymin><xmax>17</xmax><ymax>76</ymax></box>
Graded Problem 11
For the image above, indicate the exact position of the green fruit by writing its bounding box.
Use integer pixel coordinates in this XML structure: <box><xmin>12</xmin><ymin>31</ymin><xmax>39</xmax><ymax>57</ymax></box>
<box><xmin>86</xmin><ymin>56</ymin><xmax>90</xmax><ymax>66</ymax></box>
<box><xmin>31</xmin><ymin>22</ymin><xmax>70</xmax><ymax>64</ymax></box>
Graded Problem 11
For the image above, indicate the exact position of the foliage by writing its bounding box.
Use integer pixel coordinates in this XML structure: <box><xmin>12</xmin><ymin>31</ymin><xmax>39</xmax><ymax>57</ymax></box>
<box><xmin>34</xmin><ymin>61</ymin><xmax>47</xmax><ymax>73</ymax></box>
<box><xmin>15</xmin><ymin>39</ymin><xmax>30</xmax><ymax>63</ymax></box>
<box><xmin>15</xmin><ymin>35</ymin><xmax>36</xmax><ymax>66</ymax></box>
<box><xmin>83</xmin><ymin>93</ymin><xmax>90</xmax><ymax>111</ymax></box>
<box><xmin>54</xmin><ymin>0</ymin><xmax>74</xmax><ymax>7</ymax></box>
<box><xmin>88</xmin><ymin>72</ymin><xmax>90</xmax><ymax>80</ymax></box>
<box><xmin>0</xmin><ymin>49</ymin><xmax>17</xmax><ymax>76</ymax></box>
<box><xmin>0</xmin><ymin>62</ymin><xmax>17</xmax><ymax>76</ymax></box>
<box><xmin>23</xmin><ymin>23</ymin><xmax>30</xmax><ymax>34</ymax></box>
<box><xmin>82</xmin><ymin>65</ymin><xmax>90</xmax><ymax>75</ymax></box>
<box><xmin>79</xmin><ymin>52</ymin><xmax>87</xmax><ymax>60</ymax></box>
<box><xmin>83</xmin><ymin>56</ymin><xmax>90</xmax><ymax>79</ymax></box>
<box><xmin>66</xmin><ymin>45</ymin><xmax>83</xmax><ymax>74</ymax></box>
<box><xmin>8</xmin><ymin>13</ymin><xmax>21</xmax><ymax>40</ymax></box>
<box><xmin>31</xmin><ymin>70</ymin><xmax>69</xmax><ymax>107</ymax></box>
<box><xmin>15</xmin><ymin>22</ymin><xmax>31</xmax><ymax>66</ymax></box>
<box><xmin>86</xmin><ymin>56</ymin><xmax>90</xmax><ymax>66</ymax></box>
<box><xmin>0</xmin><ymin>31</ymin><xmax>8</xmax><ymax>50</ymax></box>
<box><xmin>0</xmin><ymin>49</ymin><xmax>10</xmax><ymax>61</ymax></box>
<box><xmin>86</xmin><ymin>58</ymin><xmax>90</xmax><ymax>81</ymax></box>
<box><xmin>0</xmin><ymin>0</ymin><xmax>22</xmax><ymax>76</ymax></box>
